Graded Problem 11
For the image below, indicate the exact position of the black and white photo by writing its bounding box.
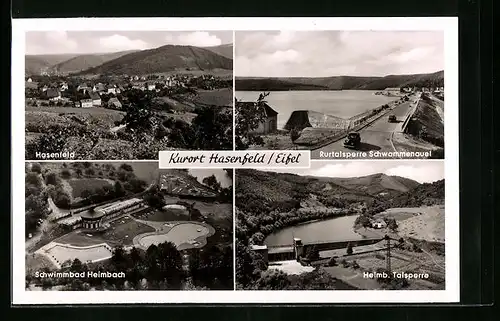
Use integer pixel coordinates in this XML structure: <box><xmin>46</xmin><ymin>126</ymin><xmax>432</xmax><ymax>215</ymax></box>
<box><xmin>235</xmin><ymin>31</ymin><xmax>445</xmax><ymax>159</ymax></box>
<box><xmin>25</xmin><ymin>31</ymin><xmax>234</xmax><ymax>160</ymax></box>
<box><xmin>236</xmin><ymin>161</ymin><xmax>445</xmax><ymax>290</ymax></box>
<box><xmin>25</xmin><ymin>161</ymin><xmax>233</xmax><ymax>290</ymax></box>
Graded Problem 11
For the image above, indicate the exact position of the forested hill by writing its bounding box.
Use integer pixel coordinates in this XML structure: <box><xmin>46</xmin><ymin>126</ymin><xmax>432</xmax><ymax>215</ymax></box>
<box><xmin>235</xmin><ymin>169</ymin><xmax>424</xmax><ymax>216</ymax></box>
<box><xmin>79</xmin><ymin>45</ymin><xmax>233</xmax><ymax>75</ymax></box>
<box><xmin>235</xmin><ymin>70</ymin><xmax>444</xmax><ymax>91</ymax></box>
<box><xmin>389</xmin><ymin>179</ymin><xmax>445</xmax><ymax>207</ymax></box>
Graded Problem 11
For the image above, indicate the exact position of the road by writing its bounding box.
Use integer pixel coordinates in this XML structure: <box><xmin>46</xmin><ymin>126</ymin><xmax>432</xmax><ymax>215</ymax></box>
<box><xmin>311</xmin><ymin>97</ymin><xmax>415</xmax><ymax>159</ymax></box>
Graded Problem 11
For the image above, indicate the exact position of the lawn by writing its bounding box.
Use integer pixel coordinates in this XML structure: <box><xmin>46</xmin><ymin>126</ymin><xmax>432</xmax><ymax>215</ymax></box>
<box><xmin>26</xmin><ymin>253</ymin><xmax>57</xmax><ymax>271</ymax></box>
<box><xmin>193</xmin><ymin>89</ymin><xmax>233</xmax><ymax>107</ymax></box>
<box><xmin>56</xmin><ymin>231</ymin><xmax>107</xmax><ymax>247</ymax></box>
<box><xmin>68</xmin><ymin>178</ymin><xmax>114</xmax><ymax>198</ymax></box>
<box><xmin>139</xmin><ymin>209</ymin><xmax>191</xmax><ymax>222</ymax></box>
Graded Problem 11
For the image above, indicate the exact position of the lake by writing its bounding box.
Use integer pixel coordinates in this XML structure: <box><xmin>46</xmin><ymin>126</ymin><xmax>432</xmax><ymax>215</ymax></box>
<box><xmin>264</xmin><ymin>215</ymin><xmax>364</xmax><ymax>246</ymax></box>
<box><xmin>236</xmin><ymin>90</ymin><xmax>397</xmax><ymax>129</ymax></box>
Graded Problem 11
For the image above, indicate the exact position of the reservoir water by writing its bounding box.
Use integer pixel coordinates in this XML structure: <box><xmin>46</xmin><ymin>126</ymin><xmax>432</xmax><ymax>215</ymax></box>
<box><xmin>236</xmin><ymin>90</ymin><xmax>397</xmax><ymax>129</ymax></box>
<box><xmin>264</xmin><ymin>215</ymin><xmax>364</xmax><ymax>246</ymax></box>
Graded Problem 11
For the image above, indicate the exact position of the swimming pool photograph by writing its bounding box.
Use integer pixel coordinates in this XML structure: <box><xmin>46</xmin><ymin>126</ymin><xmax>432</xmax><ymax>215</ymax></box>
<box><xmin>24</xmin><ymin>161</ymin><xmax>234</xmax><ymax>291</ymax></box>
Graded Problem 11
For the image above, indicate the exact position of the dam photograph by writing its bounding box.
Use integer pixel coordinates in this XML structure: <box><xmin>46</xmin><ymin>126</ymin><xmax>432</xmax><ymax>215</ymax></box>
<box><xmin>235</xmin><ymin>161</ymin><xmax>446</xmax><ymax>290</ymax></box>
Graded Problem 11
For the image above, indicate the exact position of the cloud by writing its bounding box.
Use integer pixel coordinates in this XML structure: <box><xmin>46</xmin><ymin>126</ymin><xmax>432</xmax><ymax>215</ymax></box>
<box><xmin>309</xmin><ymin>163</ymin><xmax>382</xmax><ymax>178</ymax></box>
<box><xmin>235</xmin><ymin>30</ymin><xmax>444</xmax><ymax>77</ymax></box>
<box><xmin>98</xmin><ymin>35</ymin><xmax>150</xmax><ymax>52</ymax></box>
<box><xmin>166</xmin><ymin>31</ymin><xmax>222</xmax><ymax>47</ymax></box>
<box><xmin>26</xmin><ymin>31</ymin><xmax>79</xmax><ymax>55</ymax></box>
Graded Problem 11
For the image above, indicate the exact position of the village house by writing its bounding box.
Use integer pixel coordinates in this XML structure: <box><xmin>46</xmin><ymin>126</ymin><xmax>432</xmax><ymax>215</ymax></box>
<box><xmin>80</xmin><ymin>99</ymin><xmax>93</xmax><ymax>108</ymax></box>
<box><xmin>45</xmin><ymin>88</ymin><xmax>62</xmax><ymax>101</ymax></box>
<box><xmin>371</xmin><ymin>219</ymin><xmax>387</xmax><ymax>229</ymax></box>
<box><xmin>107</xmin><ymin>85</ymin><xmax>117</xmax><ymax>94</ymax></box>
<box><xmin>108</xmin><ymin>97</ymin><xmax>122</xmax><ymax>109</ymax></box>
<box><xmin>89</xmin><ymin>92</ymin><xmax>102</xmax><ymax>107</ymax></box>
<box><xmin>241</xmin><ymin>102</ymin><xmax>278</xmax><ymax>134</ymax></box>
<box><xmin>60</xmin><ymin>82</ymin><xmax>69</xmax><ymax>91</ymax></box>
<box><xmin>27</xmin><ymin>77</ymin><xmax>32</xmax><ymax>82</ymax></box>
<box><xmin>77</xmin><ymin>84</ymin><xmax>89</xmax><ymax>93</ymax></box>
<box><xmin>74</xmin><ymin>101</ymin><xmax>81</xmax><ymax>107</ymax></box>
<box><xmin>41</xmin><ymin>85</ymin><xmax>49</xmax><ymax>92</ymax></box>
<box><xmin>140</xmin><ymin>76</ymin><xmax>146</xmax><ymax>81</ymax></box>
<box><xmin>93</xmin><ymin>83</ymin><xmax>106</xmax><ymax>93</ymax></box>
<box><xmin>133</xmin><ymin>75</ymin><xmax>139</xmax><ymax>81</ymax></box>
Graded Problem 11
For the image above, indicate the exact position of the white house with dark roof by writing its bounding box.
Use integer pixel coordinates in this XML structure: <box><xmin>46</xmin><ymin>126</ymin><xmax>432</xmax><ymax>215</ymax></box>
<box><xmin>88</xmin><ymin>92</ymin><xmax>101</xmax><ymax>106</ymax></box>
<box><xmin>80</xmin><ymin>99</ymin><xmax>93</xmax><ymax>108</ymax></box>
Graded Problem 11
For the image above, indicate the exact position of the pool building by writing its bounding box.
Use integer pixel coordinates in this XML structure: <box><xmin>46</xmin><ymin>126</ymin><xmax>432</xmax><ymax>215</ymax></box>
<box><xmin>59</xmin><ymin>198</ymin><xmax>146</xmax><ymax>231</ymax></box>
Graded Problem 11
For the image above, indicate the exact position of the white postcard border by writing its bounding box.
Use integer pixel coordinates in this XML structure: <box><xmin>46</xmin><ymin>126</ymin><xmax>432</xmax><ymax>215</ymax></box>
<box><xmin>12</xmin><ymin>17</ymin><xmax>459</xmax><ymax>304</ymax></box>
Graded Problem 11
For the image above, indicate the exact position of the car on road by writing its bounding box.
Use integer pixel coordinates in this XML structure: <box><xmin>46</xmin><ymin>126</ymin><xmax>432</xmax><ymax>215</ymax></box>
<box><xmin>388</xmin><ymin>115</ymin><xmax>397</xmax><ymax>122</ymax></box>
<box><xmin>343</xmin><ymin>132</ymin><xmax>361</xmax><ymax>149</ymax></box>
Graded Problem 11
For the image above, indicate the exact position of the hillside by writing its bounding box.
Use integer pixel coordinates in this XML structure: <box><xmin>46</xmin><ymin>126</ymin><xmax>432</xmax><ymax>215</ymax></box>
<box><xmin>79</xmin><ymin>45</ymin><xmax>233</xmax><ymax>75</ymax></box>
<box><xmin>328</xmin><ymin>173</ymin><xmax>420</xmax><ymax>196</ymax></box>
<box><xmin>235</xmin><ymin>170</ymin><xmax>423</xmax><ymax>216</ymax></box>
<box><xmin>51</xmin><ymin>50</ymin><xmax>139</xmax><ymax>74</ymax></box>
<box><xmin>235</xmin><ymin>70</ymin><xmax>444</xmax><ymax>91</ymax></box>
<box><xmin>389</xmin><ymin>179</ymin><xmax>445</xmax><ymax>207</ymax></box>
<box><xmin>203</xmin><ymin>44</ymin><xmax>233</xmax><ymax>59</ymax></box>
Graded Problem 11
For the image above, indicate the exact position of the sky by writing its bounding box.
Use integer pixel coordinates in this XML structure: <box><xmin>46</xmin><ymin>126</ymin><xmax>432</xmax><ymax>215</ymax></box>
<box><xmin>26</xmin><ymin>31</ymin><xmax>233</xmax><ymax>55</ymax></box>
<box><xmin>266</xmin><ymin>161</ymin><xmax>444</xmax><ymax>184</ymax></box>
<box><xmin>235</xmin><ymin>31</ymin><xmax>444</xmax><ymax>77</ymax></box>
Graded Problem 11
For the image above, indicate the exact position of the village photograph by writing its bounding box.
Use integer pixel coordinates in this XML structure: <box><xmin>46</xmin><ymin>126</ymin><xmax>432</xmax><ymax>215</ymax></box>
<box><xmin>235</xmin><ymin>161</ymin><xmax>445</xmax><ymax>290</ymax></box>
<box><xmin>25</xmin><ymin>31</ymin><xmax>234</xmax><ymax>160</ymax></box>
<box><xmin>235</xmin><ymin>31</ymin><xmax>445</xmax><ymax>159</ymax></box>
<box><xmin>25</xmin><ymin>162</ymin><xmax>233</xmax><ymax>290</ymax></box>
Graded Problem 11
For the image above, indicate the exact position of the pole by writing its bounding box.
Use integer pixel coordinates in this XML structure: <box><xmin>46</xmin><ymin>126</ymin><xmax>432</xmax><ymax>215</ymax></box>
<box><xmin>385</xmin><ymin>235</ymin><xmax>391</xmax><ymax>274</ymax></box>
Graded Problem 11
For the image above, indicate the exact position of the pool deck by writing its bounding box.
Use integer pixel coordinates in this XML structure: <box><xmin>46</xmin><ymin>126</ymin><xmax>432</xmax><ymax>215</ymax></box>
<box><xmin>35</xmin><ymin>242</ymin><xmax>113</xmax><ymax>269</ymax></box>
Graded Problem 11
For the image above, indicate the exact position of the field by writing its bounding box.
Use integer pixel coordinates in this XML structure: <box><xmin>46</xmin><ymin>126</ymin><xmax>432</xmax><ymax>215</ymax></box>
<box><xmin>68</xmin><ymin>178</ymin><xmax>114</xmax><ymax>198</ymax></box>
<box><xmin>26</xmin><ymin>106</ymin><xmax>125</xmax><ymax>116</ymax></box>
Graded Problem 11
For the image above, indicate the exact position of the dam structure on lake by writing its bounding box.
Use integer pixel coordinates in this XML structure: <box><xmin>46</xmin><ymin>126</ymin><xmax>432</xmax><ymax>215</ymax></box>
<box><xmin>251</xmin><ymin>236</ymin><xmax>383</xmax><ymax>263</ymax></box>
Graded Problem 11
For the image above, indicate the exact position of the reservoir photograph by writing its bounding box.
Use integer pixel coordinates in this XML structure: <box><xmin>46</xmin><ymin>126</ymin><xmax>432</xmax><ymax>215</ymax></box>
<box><xmin>235</xmin><ymin>161</ymin><xmax>445</xmax><ymax>290</ymax></box>
<box><xmin>234</xmin><ymin>31</ymin><xmax>445</xmax><ymax>159</ymax></box>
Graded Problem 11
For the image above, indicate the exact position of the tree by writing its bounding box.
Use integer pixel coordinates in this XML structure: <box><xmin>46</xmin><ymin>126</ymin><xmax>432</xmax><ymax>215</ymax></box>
<box><xmin>305</xmin><ymin>246</ymin><xmax>320</xmax><ymax>261</ymax></box>
<box><xmin>190</xmin><ymin>107</ymin><xmax>233</xmax><ymax>150</ymax></box>
<box><xmin>387</xmin><ymin>218</ymin><xmax>398</xmax><ymax>232</ymax></box>
<box><xmin>235</xmin><ymin>92</ymin><xmax>269</xmax><ymax>150</ymax></box>
<box><xmin>45</xmin><ymin>172</ymin><xmax>58</xmax><ymax>185</ymax></box>
<box><xmin>119</xmin><ymin>164</ymin><xmax>134</xmax><ymax>172</ymax></box>
<box><xmin>30</xmin><ymin>163</ymin><xmax>42</xmax><ymax>173</ymax></box>
<box><xmin>346</xmin><ymin>242</ymin><xmax>353</xmax><ymax>255</ymax></box>
<box><xmin>252</xmin><ymin>270</ymin><xmax>291</xmax><ymax>290</ymax></box>
<box><xmin>202</xmin><ymin>174</ymin><xmax>221</xmax><ymax>192</ymax></box>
